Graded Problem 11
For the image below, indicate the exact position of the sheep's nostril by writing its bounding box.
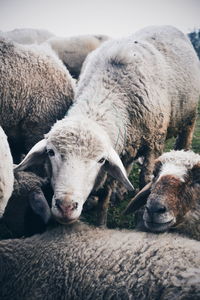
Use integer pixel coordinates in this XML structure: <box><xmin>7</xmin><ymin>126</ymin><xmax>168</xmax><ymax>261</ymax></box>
<box><xmin>157</xmin><ymin>205</ymin><xmax>166</xmax><ymax>214</ymax></box>
<box><xmin>146</xmin><ymin>202</ymin><xmax>167</xmax><ymax>214</ymax></box>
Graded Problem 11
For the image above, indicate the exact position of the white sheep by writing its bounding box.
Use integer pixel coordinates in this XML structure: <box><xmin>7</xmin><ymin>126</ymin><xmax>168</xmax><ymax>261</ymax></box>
<box><xmin>47</xmin><ymin>34</ymin><xmax>110</xmax><ymax>78</ymax></box>
<box><xmin>0</xmin><ymin>127</ymin><xmax>14</xmax><ymax>215</ymax></box>
<box><xmin>124</xmin><ymin>150</ymin><xmax>200</xmax><ymax>240</ymax></box>
<box><xmin>0</xmin><ymin>222</ymin><xmax>200</xmax><ymax>299</ymax></box>
<box><xmin>0</xmin><ymin>38</ymin><xmax>75</xmax><ymax>162</ymax></box>
<box><xmin>15</xmin><ymin>26</ymin><xmax>200</xmax><ymax>226</ymax></box>
<box><xmin>1</xmin><ymin>29</ymin><xmax>110</xmax><ymax>79</ymax></box>
<box><xmin>0</xmin><ymin>28</ymin><xmax>55</xmax><ymax>44</ymax></box>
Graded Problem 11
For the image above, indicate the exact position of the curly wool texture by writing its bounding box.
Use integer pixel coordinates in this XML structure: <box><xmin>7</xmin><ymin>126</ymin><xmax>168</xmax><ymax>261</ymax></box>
<box><xmin>158</xmin><ymin>150</ymin><xmax>200</xmax><ymax>170</ymax></box>
<box><xmin>46</xmin><ymin>116</ymin><xmax>110</xmax><ymax>159</ymax></box>
<box><xmin>73</xmin><ymin>26</ymin><xmax>200</xmax><ymax>155</ymax></box>
<box><xmin>0</xmin><ymin>38</ymin><xmax>75</xmax><ymax>160</ymax></box>
<box><xmin>0</xmin><ymin>222</ymin><xmax>200</xmax><ymax>299</ymax></box>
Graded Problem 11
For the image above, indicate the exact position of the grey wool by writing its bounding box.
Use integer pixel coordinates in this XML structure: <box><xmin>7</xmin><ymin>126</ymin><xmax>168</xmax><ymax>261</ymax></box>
<box><xmin>0</xmin><ymin>38</ymin><xmax>75</xmax><ymax>162</ymax></box>
<box><xmin>0</xmin><ymin>170</ymin><xmax>52</xmax><ymax>239</ymax></box>
<box><xmin>0</xmin><ymin>222</ymin><xmax>200</xmax><ymax>299</ymax></box>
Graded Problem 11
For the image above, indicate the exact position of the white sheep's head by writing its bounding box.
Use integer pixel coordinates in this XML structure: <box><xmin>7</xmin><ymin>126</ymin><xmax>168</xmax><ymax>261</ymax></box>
<box><xmin>15</xmin><ymin>117</ymin><xmax>133</xmax><ymax>224</ymax></box>
<box><xmin>124</xmin><ymin>150</ymin><xmax>200</xmax><ymax>233</ymax></box>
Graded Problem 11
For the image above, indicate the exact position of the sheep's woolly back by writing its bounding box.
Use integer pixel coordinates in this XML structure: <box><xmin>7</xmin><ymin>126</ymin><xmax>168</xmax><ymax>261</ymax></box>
<box><xmin>21</xmin><ymin>42</ymin><xmax>66</xmax><ymax>71</ymax></box>
<box><xmin>47</xmin><ymin>34</ymin><xmax>110</xmax><ymax>78</ymax></box>
<box><xmin>0</xmin><ymin>38</ymin><xmax>75</xmax><ymax>157</ymax></box>
<box><xmin>73</xmin><ymin>26</ymin><xmax>200</xmax><ymax>154</ymax></box>
<box><xmin>0</xmin><ymin>28</ymin><xmax>55</xmax><ymax>44</ymax></box>
<box><xmin>0</xmin><ymin>222</ymin><xmax>200</xmax><ymax>299</ymax></box>
<box><xmin>0</xmin><ymin>127</ymin><xmax>14</xmax><ymax>215</ymax></box>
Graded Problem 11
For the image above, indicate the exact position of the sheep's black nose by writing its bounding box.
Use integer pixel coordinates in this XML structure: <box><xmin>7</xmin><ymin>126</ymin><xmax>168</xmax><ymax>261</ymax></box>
<box><xmin>146</xmin><ymin>202</ymin><xmax>167</xmax><ymax>214</ymax></box>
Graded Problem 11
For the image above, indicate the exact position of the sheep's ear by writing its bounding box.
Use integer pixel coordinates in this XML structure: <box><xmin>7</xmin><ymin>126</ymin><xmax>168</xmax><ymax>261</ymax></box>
<box><xmin>14</xmin><ymin>139</ymin><xmax>47</xmax><ymax>172</ymax></box>
<box><xmin>103</xmin><ymin>147</ymin><xmax>134</xmax><ymax>191</ymax></box>
<box><xmin>123</xmin><ymin>182</ymin><xmax>152</xmax><ymax>215</ymax></box>
<box><xmin>191</xmin><ymin>163</ymin><xmax>200</xmax><ymax>185</ymax></box>
<box><xmin>28</xmin><ymin>189</ymin><xmax>51</xmax><ymax>224</ymax></box>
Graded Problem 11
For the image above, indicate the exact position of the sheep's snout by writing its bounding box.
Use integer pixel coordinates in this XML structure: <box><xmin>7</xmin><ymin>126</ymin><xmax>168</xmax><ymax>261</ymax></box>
<box><xmin>51</xmin><ymin>195</ymin><xmax>82</xmax><ymax>224</ymax></box>
<box><xmin>143</xmin><ymin>197</ymin><xmax>176</xmax><ymax>233</ymax></box>
<box><xmin>145</xmin><ymin>202</ymin><xmax>167</xmax><ymax>214</ymax></box>
<box><xmin>55</xmin><ymin>199</ymin><xmax>78</xmax><ymax>214</ymax></box>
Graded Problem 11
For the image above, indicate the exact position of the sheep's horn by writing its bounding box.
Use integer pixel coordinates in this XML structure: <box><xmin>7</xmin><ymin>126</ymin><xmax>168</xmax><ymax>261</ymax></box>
<box><xmin>123</xmin><ymin>182</ymin><xmax>152</xmax><ymax>215</ymax></box>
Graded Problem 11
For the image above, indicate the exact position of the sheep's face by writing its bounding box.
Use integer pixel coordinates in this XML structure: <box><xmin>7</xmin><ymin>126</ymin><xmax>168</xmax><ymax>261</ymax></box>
<box><xmin>15</xmin><ymin>119</ymin><xmax>133</xmax><ymax>224</ymax></box>
<box><xmin>46</xmin><ymin>140</ymin><xmax>108</xmax><ymax>224</ymax></box>
<box><xmin>143</xmin><ymin>159</ymin><xmax>200</xmax><ymax>233</ymax></box>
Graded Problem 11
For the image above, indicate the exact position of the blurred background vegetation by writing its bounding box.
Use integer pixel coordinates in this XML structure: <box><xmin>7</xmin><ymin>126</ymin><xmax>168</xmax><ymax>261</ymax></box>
<box><xmin>189</xmin><ymin>29</ymin><xmax>200</xmax><ymax>59</ymax></box>
<box><xmin>83</xmin><ymin>30</ymin><xmax>200</xmax><ymax>229</ymax></box>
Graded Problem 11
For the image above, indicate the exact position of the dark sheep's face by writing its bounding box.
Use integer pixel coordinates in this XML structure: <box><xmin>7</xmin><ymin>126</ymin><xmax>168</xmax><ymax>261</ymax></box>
<box><xmin>143</xmin><ymin>160</ymin><xmax>200</xmax><ymax>233</ymax></box>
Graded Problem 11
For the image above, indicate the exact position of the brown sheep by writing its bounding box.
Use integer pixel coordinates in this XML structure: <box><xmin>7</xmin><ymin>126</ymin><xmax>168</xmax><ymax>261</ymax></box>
<box><xmin>124</xmin><ymin>150</ymin><xmax>200</xmax><ymax>240</ymax></box>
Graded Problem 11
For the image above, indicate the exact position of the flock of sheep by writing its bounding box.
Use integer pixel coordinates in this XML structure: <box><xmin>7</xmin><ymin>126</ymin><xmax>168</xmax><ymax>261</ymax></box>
<box><xmin>0</xmin><ymin>25</ymin><xmax>200</xmax><ymax>299</ymax></box>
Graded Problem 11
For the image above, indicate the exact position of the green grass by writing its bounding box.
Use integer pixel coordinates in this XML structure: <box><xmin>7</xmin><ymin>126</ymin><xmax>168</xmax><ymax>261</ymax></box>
<box><xmin>192</xmin><ymin>104</ymin><xmax>200</xmax><ymax>153</ymax></box>
<box><xmin>165</xmin><ymin>103</ymin><xmax>200</xmax><ymax>153</ymax></box>
<box><xmin>83</xmin><ymin>102</ymin><xmax>200</xmax><ymax>229</ymax></box>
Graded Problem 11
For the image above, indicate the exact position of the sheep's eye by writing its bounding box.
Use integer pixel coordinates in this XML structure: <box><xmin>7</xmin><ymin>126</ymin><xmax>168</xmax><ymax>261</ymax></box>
<box><xmin>98</xmin><ymin>157</ymin><xmax>106</xmax><ymax>164</ymax></box>
<box><xmin>47</xmin><ymin>149</ymin><xmax>55</xmax><ymax>157</ymax></box>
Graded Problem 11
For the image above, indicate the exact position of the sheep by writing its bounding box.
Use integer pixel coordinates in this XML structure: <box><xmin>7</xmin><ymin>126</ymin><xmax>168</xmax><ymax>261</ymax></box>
<box><xmin>0</xmin><ymin>38</ymin><xmax>75</xmax><ymax>163</ymax></box>
<box><xmin>1</xmin><ymin>30</ymin><xmax>110</xmax><ymax>79</ymax></box>
<box><xmin>46</xmin><ymin>34</ymin><xmax>110</xmax><ymax>78</ymax></box>
<box><xmin>0</xmin><ymin>170</ymin><xmax>53</xmax><ymax>239</ymax></box>
<box><xmin>124</xmin><ymin>150</ymin><xmax>200</xmax><ymax>241</ymax></box>
<box><xmin>15</xmin><ymin>25</ymin><xmax>200</xmax><ymax>226</ymax></box>
<box><xmin>0</xmin><ymin>127</ymin><xmax>14</xmax><ymax>216</ymax></box>
<box><xmin>0</xmin><ymin>221</ymin><xmax>200</xmax><ymax>299</ymax></box>
<box><xmin>0</xmin><ymin>28</ymin><xmax>55</xmax><ymax>44</ymax></box>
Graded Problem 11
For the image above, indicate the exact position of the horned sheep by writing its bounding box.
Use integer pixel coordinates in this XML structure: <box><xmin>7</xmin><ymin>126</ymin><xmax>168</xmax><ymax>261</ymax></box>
<box><xmin>0</xmin><ymin>222</ymin><xmax>200</xmax><ymax>299</ymax></box>
<box><xmin>125</xmin><ymin>150</ymin><xmax>200</xmax><ymax>240</ymax></box>
<box><xmin>16</xmin><ymin>25</ymin><xmax>200</xmax><ymax>226</ymax></box>
<box><xmin>0</xmin><ymin>127</ymin><xmax>14</xmax><ymax>216</ymax></box>
<box><xmin>0</xmin><ymin>38</ymin><xmax>75</xmax><ymax>162</ymax></box>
